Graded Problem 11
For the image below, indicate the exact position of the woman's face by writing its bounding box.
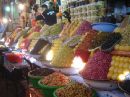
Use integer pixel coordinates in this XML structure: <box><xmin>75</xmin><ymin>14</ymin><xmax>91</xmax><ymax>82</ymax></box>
<box><xmin>38</xmin><ymin>7</ymin><xmax>46</xmax><ymax>14</ymax></box>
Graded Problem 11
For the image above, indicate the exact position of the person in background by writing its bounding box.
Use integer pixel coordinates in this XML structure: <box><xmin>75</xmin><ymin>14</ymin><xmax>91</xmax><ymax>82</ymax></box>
<box><xmin>48</xmin><ymin>1</ymin><xmax>59</xmax><ymax>13</ymax></box>
<box><xmin>63</xmin><ymin>10</ymin><xmax>71</xmax><ymax>23</ymax></box>
<box><xmin>30</xmin><ymin>4</ymin><xmax>40</xmax><ymax>27</ymax></box>
<box><xmin>19</xmin><ymin>4</ymin><xmax>30</xmax><ymax>28</ymax></box>
<box><xmin>36</xmin><ymin>3</ymin><xmax>57</xmax><ymax>26</ymax></box>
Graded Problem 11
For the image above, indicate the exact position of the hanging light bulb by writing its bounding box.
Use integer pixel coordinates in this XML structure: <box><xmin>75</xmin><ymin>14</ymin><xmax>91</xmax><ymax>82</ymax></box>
<box><xmin>18</xmin><ymin>3</ymin><xmax>25</xmax><ymax>11</ymax></box>
<box><xmin>5</xmin><ymin>6</ymin><xmax>10</xmax><ymax>12</ymax></box>
<box><xmin>2</xmin><ymin>18</ymin><xmax>8</xmax><ymax>24</ymax></box>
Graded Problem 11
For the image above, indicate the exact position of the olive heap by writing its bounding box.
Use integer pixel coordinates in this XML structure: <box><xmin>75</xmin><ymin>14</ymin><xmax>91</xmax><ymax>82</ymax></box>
<box><xmin>55</xmin><ymin>83</ymin><xmax>93</xmax><ymax>97</ymax></box>
<box><xmin>101</xmin><ymin>33</ymin><xmax>122</xmax><ymax>51</ymax></box>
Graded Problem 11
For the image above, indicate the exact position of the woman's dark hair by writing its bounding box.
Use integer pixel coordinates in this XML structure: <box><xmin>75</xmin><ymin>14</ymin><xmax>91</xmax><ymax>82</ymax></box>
<box><xmin>32</xmin><ymin>4</ymin><xmax>39</xmax><ymax>12</ymax></box>
<box><xmin>41</xmin><ymin>4</ymin><xmax>48</xmax><ymax>9</ymax></box>
<box><xmin>35</xmin><ymin>15</ymin><xmax>44</xmax><ymax>21</ymax></box>
<box><xmin>63</xmin><ymin>11</ymin><xmax>71</xmax><ymax>23</ymax></box>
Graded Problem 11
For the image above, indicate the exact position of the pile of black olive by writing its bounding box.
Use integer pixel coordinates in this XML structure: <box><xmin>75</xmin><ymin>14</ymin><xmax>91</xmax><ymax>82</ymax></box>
<box><xmin>101</xmin><ymin>33</ymin><xmax>122</xmax><ymax>51</ymax></box>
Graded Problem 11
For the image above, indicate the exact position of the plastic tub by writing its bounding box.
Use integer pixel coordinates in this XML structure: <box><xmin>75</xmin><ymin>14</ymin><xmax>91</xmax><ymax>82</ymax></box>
<box><xmin>28</xmin><ymin>71</ymin><xmax>42</xmax><ymax>88</ymax></box>
<box><xmin>92</xmin><ymin>22</ymin><xmax>117</xmax><ymax>32</ymax></box>
<box><xmin>38</xmin><ymin>80</ymin><xmax>62</xmax><ymax>97</ymax></box>
<box><xmin>28</xmin><ymin>68</ymin><xmax>54</xmax><ymax>88</ymax></box>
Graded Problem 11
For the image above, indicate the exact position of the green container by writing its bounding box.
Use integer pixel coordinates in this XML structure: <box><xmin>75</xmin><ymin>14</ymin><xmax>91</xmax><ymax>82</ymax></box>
<box><xmin>53</xmin><ymin>88</ymin><xmax>97</xmax><ymax>97</ymax></box>
<box><xmin>38</xmin><ymin>80</ymin><xmax>62</xmax><ymax>97</ymax></box>
<box><xmin>28</xmin><ymin>71</ymin><xmax>42</xmax><ymax>88</ymax></box>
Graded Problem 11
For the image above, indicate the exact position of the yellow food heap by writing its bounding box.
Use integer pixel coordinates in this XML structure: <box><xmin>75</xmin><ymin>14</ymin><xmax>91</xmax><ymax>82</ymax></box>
<box><xmin>107</xmin><ymin>56</ymin><xmax>130</xmax><ymax>81</ymax></box>
<box><xmin>51</xmin><ymin>45</ymin><xmax>74</xmax><ymax>68</ymax></box>
<box><xmin>51</xmin><ymin>39</ymin><xmax>63</xmax><ymax>57</ymax></box>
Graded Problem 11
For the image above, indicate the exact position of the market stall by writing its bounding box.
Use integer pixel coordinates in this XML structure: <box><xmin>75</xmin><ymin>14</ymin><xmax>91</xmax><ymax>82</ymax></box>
<box><xmin>1</xmin><ymin>0</ymin><xmax>130</xmax><ymax>97</ymax></box>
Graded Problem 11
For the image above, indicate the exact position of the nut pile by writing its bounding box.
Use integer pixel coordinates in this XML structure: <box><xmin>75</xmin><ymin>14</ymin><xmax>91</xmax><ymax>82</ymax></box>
<box><xmin>55</xmin><ymin>83</ymin><xmax>93</xmax><ymax>97</ymax></box>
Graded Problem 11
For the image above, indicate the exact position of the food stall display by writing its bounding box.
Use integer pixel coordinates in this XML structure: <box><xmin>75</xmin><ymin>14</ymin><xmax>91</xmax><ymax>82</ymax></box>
<box><xmin>75</xmin><ymin>30</ymin><xmax>97</xmax><ymax>52</ymax></box>
<box><xmin>51</xmin><ymin>45</ymin><xmax>74</xmax><ymax>68</ymax></box>
<box><xmin>80</xmin><ymin>51</ymin><xmax>112</xmax><ymax>81</ymax></box>
<box><xmin>42</xmin><ymin>23</ymin><xmax>64</xmax><ymax>36</ymax></box>
<box><xmin>40</xmin><ymin>72</ymin><xmax>70</xmax><ymax>87</ymax></box>
<box><xmin>2</xmin><ymin>1</ymin><xmax>130</xmax><ymax>97</ymax></box>
<box><xmin>108</xmin><ymin>56</ymin><xmax>130</xmax><ymax>81</ymax></box>
<box><xmin>55</xmin><ymin>83</ymin><xmax>95</xmax><ymax>97</ymax></box>
<box><xmin>89</xmin><ymin>32</ymin><xmax>110</xmax><ymax>50</ymax></box>
<box><xmin>115</xmin><ymin>25</ymin><xmax>130</xmax><ymax>51</ymax></box>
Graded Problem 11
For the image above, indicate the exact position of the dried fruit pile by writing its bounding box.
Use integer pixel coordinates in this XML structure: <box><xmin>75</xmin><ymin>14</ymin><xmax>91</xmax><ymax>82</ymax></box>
<box><xmin>75</xmin><ymin>30</ymin><xmax>97</xmax><ymax>52</ymax></box>
<box><xmin>107</xmin><ymin>56</ymin><xmax>130</xmax><ymax>80</ymax></box>
<box><xmin>80</xmin><ymin>51</ymin><xmax>112</xmax><ymax>80</ymax></box>
<box><xmin>40</xmin><ymin>72</ymin><xmax>70</xmax><ymax>87</ymax></box>
<box><xmin>55</xmin><ymin>83</ymin><xmax>93</xmax><ymax>97</ymax></box>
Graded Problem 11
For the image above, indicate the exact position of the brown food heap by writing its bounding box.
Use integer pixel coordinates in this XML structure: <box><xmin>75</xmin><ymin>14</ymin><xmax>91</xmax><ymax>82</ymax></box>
<box><xmin>30</xmin><ymin>68</ymin><xmax>55</xmax><ymax>76</ymax></box>
<box><xmin>41</xmin><ymin>72</ymin><xmax>70</xmax><ymax>87</ymax></box>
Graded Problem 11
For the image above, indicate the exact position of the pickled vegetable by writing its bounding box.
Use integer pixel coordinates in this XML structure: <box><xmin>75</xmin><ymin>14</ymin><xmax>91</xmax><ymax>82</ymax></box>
<box><xmin>41</xmin><ymin>72</ymin><xmax>70</xmax><ymax>87</ymax></box>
